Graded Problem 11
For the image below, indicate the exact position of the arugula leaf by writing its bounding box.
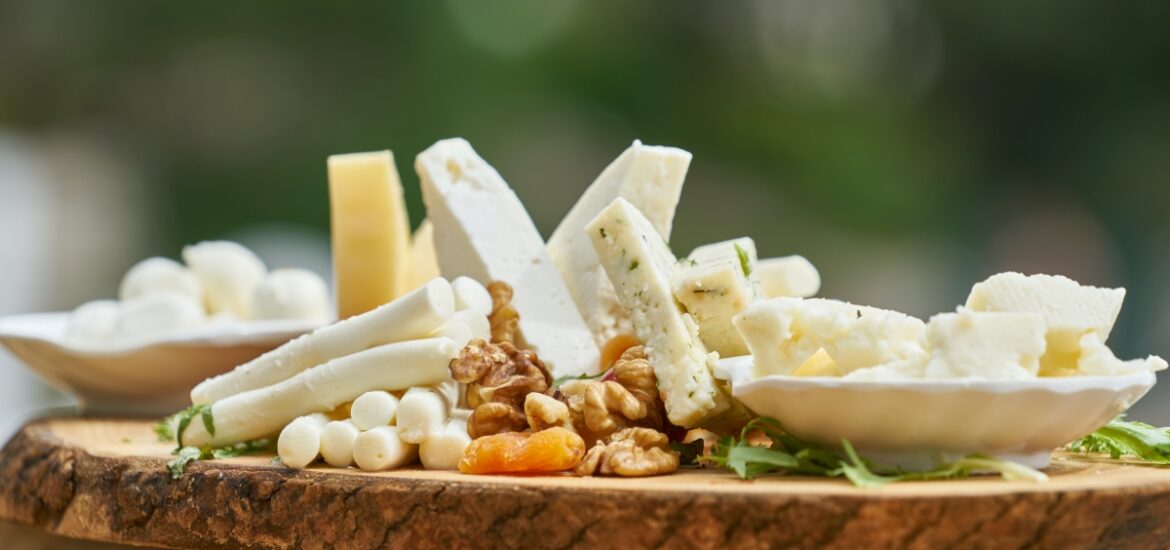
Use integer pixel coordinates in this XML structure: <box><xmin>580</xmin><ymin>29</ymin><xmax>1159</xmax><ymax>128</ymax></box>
<box><xmin>1068</xmin><ymin>416</ymin><xmax>1170</xmax><ymax>463</ymax></box>
<box><xmin>552</xmin><ymin>371</ymin><xmax>605</xmax><ymax>388</ymax></box>
<box><xmin>212</xmin><ymin>438</ymin><xmax>272</xmax><ymax>459</ymax></box>
<box><xmin>167</xmin><ymin>446</ymin><xmax>205</xmax><ymax>479</ymax></box>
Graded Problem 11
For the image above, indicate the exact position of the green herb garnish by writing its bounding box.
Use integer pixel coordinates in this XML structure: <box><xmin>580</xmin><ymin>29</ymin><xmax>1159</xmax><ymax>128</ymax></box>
<box><xmin>628</xmin><ymin>258</ymin><xmax>640</xmax><ymax>272</ymax></box>
<box><xmin>703</xmin><ymin>417</ymin><xmax>1047</xmax><ymax>487</ymax></box>
<box><xmin>167</xmin><ymin>404</ymin><xmax>216</xmax><ymax>449</ymax></box>
<box><xmin>670</xmin><ymin>439</ymin><xmax>705</xmax><ymax>467</ymax></box>
<box><xmin>166</xmin><ymin>438</ymin><xmax>274</xmax><ymax>479</ymax></box>
<box><xmin>153</xmin><ymin>414</ymin><xmax>177</xmax><ymax>442</ymax></box>
<box><xmin>552</xmin><ymin>371</ymin><xmax>606</xmax><ymax>388</ymax></box>
<box><xmin>733</xmin><ymin>243</ymin><xmax>752</xmax><ymax>277</ymax></box>
<box><xmin>1068</xmin><ymin>416</ymin><xmax>1170</xmax><ymax>463</ymax></box>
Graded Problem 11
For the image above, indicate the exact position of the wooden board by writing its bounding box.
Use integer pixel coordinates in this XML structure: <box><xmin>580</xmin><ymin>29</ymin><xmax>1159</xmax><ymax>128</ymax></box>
<box><xmin>3</xmin><ymin>419</ymin><xmax>1170</xmax><ymax>549</ymax></box>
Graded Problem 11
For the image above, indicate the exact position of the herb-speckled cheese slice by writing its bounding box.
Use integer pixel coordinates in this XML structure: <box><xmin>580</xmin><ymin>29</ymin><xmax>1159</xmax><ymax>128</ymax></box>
<box><xmin>586</xmin><ymin>197</ymin><xmax>731</xmax><ymax>427</ymax></box>
<box><xmin>672</xmin><ymin>238</ymin><xmax>758</xmax><ymax>357</ymax></box>
<box><xmin>547</xmin><ymin>140</ymin><xmax>690</xmax><ymax>348</ymax></box>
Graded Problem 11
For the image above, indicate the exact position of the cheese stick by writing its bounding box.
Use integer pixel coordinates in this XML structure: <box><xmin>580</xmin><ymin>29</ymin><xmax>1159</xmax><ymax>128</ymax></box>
<box><xmin>419</xmin><ymin>412</ymin><xmax>472</xmax><ymax>470</ymax></box>
<box><xmin>277</xmin><ymin>414</ymin><xmax>328</xmax><ymax>469</ymax></box>
<box><xmin>350</xmin><ymin>391</ymin><xmax>399</xmax><ymax>431</ymax></box>
<box><xmin>191</xmin><ymin>278</ymin><xmax>455</xmax><ymax>404</ymax></box>
<box><xmin>353</xmin><ymin>426</ymin><xmax>418</xmax><ymax>471</ymax></box>
<box><xmin>182</xmin><ymin>337</ymin><xmax>459</xmax><ymax>447</ymax></box>
<box><xmin>451</xmin><ymin>276</ymin><xmax>492</xmax><ymax>316</ymax></box>
<box><xmin>397</xmin><ymin>385</ymin><xmax>455</xmax><ymax>444</ymax></box>
<box><xmin>320</xmin><ymin>420</ymin><xmax>360</xmax><ymax>467</ymax></box>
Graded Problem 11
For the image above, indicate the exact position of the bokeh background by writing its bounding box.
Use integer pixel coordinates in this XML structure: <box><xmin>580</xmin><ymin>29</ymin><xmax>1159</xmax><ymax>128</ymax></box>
<box><xmin>2</xmin><ymin>0</ymin><xmax>1170</xmax><ymax>439</ymax></box>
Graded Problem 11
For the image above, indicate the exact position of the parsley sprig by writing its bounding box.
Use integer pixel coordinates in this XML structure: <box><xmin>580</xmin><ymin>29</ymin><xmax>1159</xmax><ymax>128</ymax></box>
<box><xmin>166</xmin><ymin>439</ymin><xmax>273</xmax><ymax>479</ymax></box>
<box><xmin>703</xmin><ymin>417</ymin><xmax>1047</xmax><ymax>487</ymax></box>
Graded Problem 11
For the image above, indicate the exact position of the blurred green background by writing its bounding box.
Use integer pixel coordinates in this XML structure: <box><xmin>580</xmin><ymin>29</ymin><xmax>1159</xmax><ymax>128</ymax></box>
<box><xmin>1</xmin><ymin>0</ymin><xmax>1169</xmax><ymax>426</ymax></box>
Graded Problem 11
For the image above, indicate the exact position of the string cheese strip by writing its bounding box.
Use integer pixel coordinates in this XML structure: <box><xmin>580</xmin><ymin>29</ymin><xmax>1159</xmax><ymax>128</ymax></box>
<box><xmin>319</xmin><ymin>420</ymin><xmax>360</xmax><ymax>467</ymax></box>
<box><xmin>277</xmin><ymin>414</ymin><xmax>328</xmax><ymax>469</ymax></box>
<box><xmin>397</xmin><ymin>386</ymin><xmax>454</xmax><ymax>444</ymax></box>
<box><xmin>182</xmin><ymin>337</ymin><xmax>459</xmax><ymax>447</ymax></box>
<box><xmin>350</xmin><ymin>391</ymin><xmax>399</xmax><ymax>431</ymax></box>
<box><xmin>353</xmin><ymin>426</ymin><xmax>418</xmax><ymax>471</ymax></box>
<box><xmin>419</xmin><ymin>412</ymin><xmax>472</xmax><ymax>470</ymax></box>
<box><xmin>191</xmin><ymin>278</ymin><xmax>455</xmax><ymax>404</ymax></box>
<box><xmin>451</xmin><ymin>276</ymin><xmax>492</xmax><ymax>316</ymax></box>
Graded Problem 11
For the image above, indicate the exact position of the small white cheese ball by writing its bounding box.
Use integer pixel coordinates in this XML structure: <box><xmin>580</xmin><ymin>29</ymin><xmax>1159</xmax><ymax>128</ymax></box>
<box><xmin>278</xmin><ymin>415</ymin><xmax>327</xmax><ymax>469</ymax></box>
<box><xmin>350</xmin><ymin>391</ymin><xmax>399</xmax><ymax>431</ymax></box>
<box><xmin>319</xmin><ymin>420</ymin><xmax>361</xmax><ymax>468</ymax></box>
<box><xmin>353</xmin><ymin>426</ymin><xmax>418</xmax><ymax>471</ymax></box>
<box><xmin>251</xmin><ymin>268</ymin><xmax>330</xmax><ymax>323</ymax></box>
<box><xmin>113</xmin><ymin>292</ymin><xmax>205</xmax><ymax>341</ymax></box>
<box><xmin>182</xmin><ymin>241</ymin><xmax>267</xmax><ymax>319</ymax></box>
<box><xmin>65</xmin><ymin>300</ymin><xmax>121</xmax><ymax>344</ymax></box>
<box><xmin>118</xmin><ymin>257</ymin><xmax>203</xmax><ymax>304</ymax></box>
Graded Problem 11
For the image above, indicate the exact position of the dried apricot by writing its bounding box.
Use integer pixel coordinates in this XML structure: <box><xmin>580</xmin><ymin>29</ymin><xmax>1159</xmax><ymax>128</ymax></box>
<box><xmin>458</xmin><ymin>427</ymin><xmax>585</xmax><ymax>474</ymax></box>
<box><xmin>599</xmin><ymin>333</ymin><xmax>641</xmax><ymax>371</ymax></box>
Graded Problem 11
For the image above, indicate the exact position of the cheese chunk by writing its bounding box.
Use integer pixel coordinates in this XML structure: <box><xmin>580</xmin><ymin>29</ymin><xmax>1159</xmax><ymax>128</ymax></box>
<box><xmin>586</xmin><ymin>197</ymin><xmax>732</xmax><ymax>427</ymax></box>
<box><xmin>924</xmin><ymin>309</ymin><xmax>1047</xmax><ymax>380</ymax></box>
<box><xmin>182</xmin><ymin>241</ymin><xmax>267</xmax><ymax>318</ymax></box>
<box><xmin>328</xmin><ymin>150</ymin><xmax>411</xmax><ymax>319</ymax></box>
<box><xmin>672</xmin><ymin>238</ymin><xmax>758</xmax><ymax>357</ymax></box>
<box><xmin>734</xmin><ymin>297</ymin><xmax>928</xmax><ymax>378</ymax></box>
<box><xmin>1076</xmin><ymin>332</ymin><xmax>1168</xmax><ymax>376</ymax></box>
<box><xmin>547</xmin><ymin>141</ymin><xmax>691</xmax><ymax>347</ymax></box>
<box><xmin>416</xmin><ymin>138</ymin><xmax>599</xmax><ymax>377</ymax></box>
<box><xmin>119</xmin><ymin>257</ymin><xmax>203</xmax><ymax>304</ymax></box>
<box><xmin>756</xmin><ymin>255</ymin><xmax>820</xmax><ymax>298</ymax></box>
<box><xmin>407</xmin><ymin>219</ymin><xmax>442</xmax><ymax>292</ymax></box>
<box><xmin>792</xmin><ymin>348</ymin><xmax>840</xmax><ymax>377</ymax></box>
<box><xmin>966</xmin><ymin>272</ymin><xmax>1124</xmax><ymax>354</ymax></box>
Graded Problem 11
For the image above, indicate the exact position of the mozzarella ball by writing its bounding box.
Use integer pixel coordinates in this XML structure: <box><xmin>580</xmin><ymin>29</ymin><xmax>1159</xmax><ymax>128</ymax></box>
<box><xmin>118</xmin><ymin>257</ymin><xmax>203</xmax><ymax>304</ymax></box>
<box><xmin>251</xmin><ymin>269</ymin><xmax>330</xmax><ymax>323</ymax></box>
<box><xmin>65</xmin><ymin>300</ymin><xmax>121</xmax><ymax>344</ymax></box>
<box><xmin>114</xmin><ymin>292</ymin><xmax>205</xmax><ymax>341</ymax></box>
<box><xmin>182</xmin><ymin>241</ymin><xmax>267</xmax><ymax>318</ymax></box>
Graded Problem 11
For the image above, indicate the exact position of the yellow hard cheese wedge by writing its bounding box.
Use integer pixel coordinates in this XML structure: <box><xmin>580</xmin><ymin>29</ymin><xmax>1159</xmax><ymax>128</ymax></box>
<box><xmin>793</xmin><ymin>348</ymin><xmax>840</xmax><ymax>377</ymax></box>
<box><xmin>407</xmin><ymin>219</ymin><xmax>442</xmax><ymax>292</ymax></box>
<box><xmin>328</xmin><ymin>150</ymin><xmax>411</xmax><ymax>318</ymax></box>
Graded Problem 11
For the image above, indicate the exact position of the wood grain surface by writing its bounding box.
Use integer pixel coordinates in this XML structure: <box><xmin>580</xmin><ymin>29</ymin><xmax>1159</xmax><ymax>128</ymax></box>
<box><xmin>2</xmin><ymin>418</ymin><xmax>1170</xmax><ymax>549</ymax></box>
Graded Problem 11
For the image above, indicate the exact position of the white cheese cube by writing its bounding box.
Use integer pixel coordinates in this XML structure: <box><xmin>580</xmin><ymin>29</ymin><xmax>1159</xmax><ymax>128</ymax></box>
<box><xmin>119</xmin><ymin>257</ymin><xmax>203</xmax><ymax>304</ymax></box>
<box><xmin>182</xmin><ymin>241</ymin><xmax>267</xmax><ymax>319</ymax></box>
<box><xmin>755</xmin><ymin>255</ymin><xmax>820</xmax><ymax>298</ymax></box>
<box><xmin>734</xmin><ymin>297</ymin><xmax>928</xmax><ymax>378</ymax></box>
<box><xmin>966</xmin><ymin>272</ymin><xmax>1125</xmax><ymax>354</ymax></box>
<box><xmin>251</xmin><ymin>268</ymin><xmax>331</xmax><ymax>323</ymax></box>
<box><xmin>924</xmin><ymin>309</ymin><xmax>1047</xmax><ymax>380</ymax></box>
<box><xmin>547</xmin><ymin>141</ymin><xmax>690</xmax><ymax>347</ymax></box>
<box><xmin>416</xmin><ymin>138</ymin><xmax>599</xmax><ymax>378</ymax></box>
<box><xmin>672</xmin><ymin>238</ymin><xmax>757</xmax><ymax>356</ymax></box>
<box><xmin>586</xmin><ymin>197</ymin><xmax>732</xmax><ymax>428</ymax></box>
<box><xmin>319</xmin><ymin>420</ymin><xmax>360</xmax><ymax>467</ymax></box>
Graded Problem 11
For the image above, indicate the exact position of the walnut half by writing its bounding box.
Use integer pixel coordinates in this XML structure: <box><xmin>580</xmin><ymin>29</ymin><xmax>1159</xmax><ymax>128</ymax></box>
<box><xmin>560</xmin><ymin>346</ymin><xmax>664</xmax><ymax>446</ymax></box>
<box><xmin>574</xmin><ymin>427</ymin><xmax>680</xmax><ymax>477</ymax></box>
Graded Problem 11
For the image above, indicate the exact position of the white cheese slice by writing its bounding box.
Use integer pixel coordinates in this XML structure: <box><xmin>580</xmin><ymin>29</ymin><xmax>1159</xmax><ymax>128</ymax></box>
<box><xmin>755</xmin><ymin>255</ymin><xmax>821</xmax><ymax>298</ymax></box>
<box><xmin>924</xmin><ymin>309</ymin><xmax>1047</xmax><ymax>380</ymax></box>
<box><xmin>586</xmin><ymin>197</ymin><xmax>732</xmax><ymax>428</ymax></box>
<box><xmin>672</xmin><ymin>238</ymin><xmax>757</xmax><ymax>357</ymax></box>
<box><xmin>416</xmin><ymin>138</ymin><xmax>599</xmax><ymax>377</ymax></box>
<box><xmin>966</xmin><ymin>272</ymin><xmax>1125</xmax><ymax>354</ymax></box>
<box><xmin>547</xmin><ymin>141</ymin><xmax>690</xmax><ymax>347</ymax></box>
<box><xmin>734</xmin><ymin>297</ymin><xmax>928</xmax><ymax>378</ymax></box>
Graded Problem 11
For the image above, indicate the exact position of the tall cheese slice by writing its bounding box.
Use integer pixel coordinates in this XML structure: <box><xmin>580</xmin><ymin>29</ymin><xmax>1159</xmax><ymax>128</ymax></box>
<box><xmin>407</xmin><ymin>219</ymin><xmax>442</xmax><ymax>292</ymax></box>
<box><xmin>416</xmin><ymin>138</ymin><xmax>599</xmax><ymax>377</ymax></box>
<box><xmin>587</xmin><ymin>198</ymin><xmax>735</xmax><ymax>428</ymax></box>
<box><xmin>328</xmin><ymin>151</ymin><xmax>411</xmax><ymax>319</ymax></box>
<box><xmin>547</xmin><ymin>141</ymin><xmax>690</xmax><ymax>348</ymax></box>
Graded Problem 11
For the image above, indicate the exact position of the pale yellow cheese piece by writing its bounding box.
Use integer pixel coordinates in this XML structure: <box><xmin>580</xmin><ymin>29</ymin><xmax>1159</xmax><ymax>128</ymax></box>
<box><xmin>328</xmin><ymin>151</ymin><xmax>411</xmax><ymax>319</ymax></box>
<box><xmin>793</xmin><ymin>348</ymin><xmax>840</xmax><ymax>377</ymax></box>
<box><xmin>408</xmin><ymin>219</ymin><xmax>442</xmax><ymax>292</ymax></box>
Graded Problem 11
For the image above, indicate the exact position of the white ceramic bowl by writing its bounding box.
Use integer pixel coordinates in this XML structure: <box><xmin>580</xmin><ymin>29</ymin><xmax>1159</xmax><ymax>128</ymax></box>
<box><xmin>717</xmin><ymin>356</ymin><xmax>1156</xmax><ymax>469</ymax></box>
<box><xmin>0</xmin><ymin>312</ymin><xmax>320</xmax><ymax>416</ymax></box>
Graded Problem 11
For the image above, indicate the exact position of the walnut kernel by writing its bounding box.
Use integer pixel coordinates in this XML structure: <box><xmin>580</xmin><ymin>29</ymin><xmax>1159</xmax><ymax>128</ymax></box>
<box><xmin>574</xmin><ymin>427</ymin><xmax>680</xmax><ymax>477</ymax></box>
<box><xmin>487</xmin><ymin>281</ymin><xmax>520</xmax><ymax>344</ymax></box>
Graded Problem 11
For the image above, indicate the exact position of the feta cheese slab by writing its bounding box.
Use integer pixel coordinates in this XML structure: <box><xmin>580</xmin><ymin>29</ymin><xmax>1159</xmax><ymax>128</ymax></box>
<box><xmin>755</xmin><ymin>255</ymin><xmax>821</xmax><ymax>298</ymax></box>
<box><xmin>966</xmin><ymin>272</ymin><xmax>1125</xmax><ymax>354</ymax></box>
<box><xmin>924</xmin><ymin>309</ymin><xmax>1047</xmax><ymax>380</ymax></box>
<box><xmin>416</xmin><ymin>138</ymin><xmax>599</xmax><ymax>377</ymax></box>
<box><xmin>586</xmin><ymin>197</ymin><xmax>734</xmax><ymax>428</ymax></box>
<box><xmin>734</xmin><ymin>297</ymin><xmax>929</xmax><ymax>379</ymax></box>
<box><xmin>672</xmin><ymin>238</ymin><xmax>758</xmax><ymax>357</ymax></box>
<box><xmin>547</xmin><ymin>140</ymin><xmax>690</xmax><ymax>348</ymax></box>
